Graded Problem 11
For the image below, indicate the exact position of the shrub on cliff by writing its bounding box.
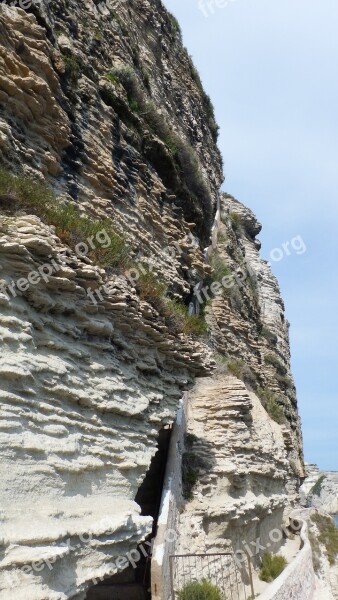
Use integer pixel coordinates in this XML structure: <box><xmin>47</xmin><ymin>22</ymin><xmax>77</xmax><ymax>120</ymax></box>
<box><xmin>311</xmin><ymin>513</ymin><xmax>338</xmax><ymax>565</ymax></box>
<box><xmin>230</xmin><ymin>211</ymin><xmax>241</xmax><ymax>231</ymax></box>
<box><xmin>264</xmin><ymin>353</ymin><xmax>287</xmax><ymax>376</ymax></box>
<box><xmin>227</xmin><ymin>359</ymin><xmax>257</xmax><ymax>390</ymax></box>
<box><xmin>210</xmin><ymin>254</ymin><xmax>231</xmax><ymax>282</ymax></box>
<box><xmin>178</xmin><ymin>579</ymin><xmax>223</xmax><ymax>600</ymax></box>
<box><xmin>62</xmin><ymin>54</ymin><xmax>82</xmax><ymax>83</ymax></box>
<box><xmin>257</xmin><ymin>388</ymin><xmax>286</xmax><ymax>425</ymax></box>
<box><xmin>260</xmin><ymin>326</ymin><xmax>278</xmax><ymax>346</ymax></box>
<box><xmin>135</xmin><ymin>271</ymin><xmax>207</xmax><ymax>337</ymax></box>
<box><xmin>310</xmin><ymin>475</ymin><xmax>326</xmax><ymax>497</ymax></box>
<box><xmin>188</xmin><ymin>55</ymin><xmax>220</xmax><ymax>142</ymax></box>
<box><xmin>259</xmin><ymin>553</ymin><xmax>287</xmax><ymax>582</ymax></box>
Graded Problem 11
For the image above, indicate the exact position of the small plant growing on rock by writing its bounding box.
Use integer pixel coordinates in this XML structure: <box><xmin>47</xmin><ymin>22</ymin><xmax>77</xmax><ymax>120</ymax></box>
<box><xmin>62</xmin><ymin>54</ymin><xmax>82</xmax><ymax>83</ymax></box>
<box><xmin>227</xmin><ymin>359</ymin><xmax>257</xmax><ymax>390</ymax></box>
<box><xmin>259</xmin><ymin>553</ymin><xmax>287</xmax><ymax>582</ymax></box>
<box><xmin>264</xmin><ymin>353</ymin><xmax>287</xmax><ymax>376</ymax></box>
<box><xmin>106</xmin><ymin>65</ymin><xmax>135</xmax><ymax>85</ymax></box>
<box><xmin>230</xmin><ymin>211</ymin><xmax>240</xmax><ymax>231</ymax></box>
<box><xmin>135</xmin><ymin>271</ymin><xmax>207</xmax><ymax>337</ymax></box>
<box><xmin>210</xmin><ymin>254</ymin><xmax>231</xmax><ymax>283</ymax></box>
<box><xmin>310</xmin><ymin>475</ymin><xmax>326</xmax><ymax>497</ymax></box>
<box><xmin>182</xmin><ymin>451</ymin><xmax>200</xmax><ymax>500</ymax></box>
<box><xmin>260</xmin><ymin>326</ymin><xmax>278</xmax><ymax>346</ymax></box>
<box><xmin>0</xmin><ymin>169</ymin><xmax>129</xmax><ymax>269</ymax></box>
<box><xmin>257</xmin><ymin>388</ymin><xmax>286</xmax><ymax>425</ymax></box>
<box><xmin>178</xmin><ymin>579</ymin><xmax>223</xmax><ymax>600</ymax></box>
<box><xmin>169</xmin><ymin>12</ymin><xmax>182</xmax><ymax>38</ymax></box>
<box><xmin>311</xmin><ymin>513</ymin><xmax>338</xmax><ymax>565</ymax></box>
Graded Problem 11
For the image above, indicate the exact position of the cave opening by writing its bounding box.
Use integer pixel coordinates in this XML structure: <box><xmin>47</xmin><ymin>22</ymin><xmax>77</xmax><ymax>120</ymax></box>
<box><xmin>85</xmin><ymin>426</ymin><xmax>173</xmax><ymax>600</ymax></box>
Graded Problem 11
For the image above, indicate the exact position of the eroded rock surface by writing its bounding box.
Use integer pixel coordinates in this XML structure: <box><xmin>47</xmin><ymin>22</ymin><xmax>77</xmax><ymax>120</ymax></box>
<box><xmin>0</xmin><ymin>2</ymin><xmax>306</xmax><ymax>599</ymax></box>
<box><xmin>177</xmin><ymin>195</ymin><xmax>304</xmax><ymax>566</ymax></box>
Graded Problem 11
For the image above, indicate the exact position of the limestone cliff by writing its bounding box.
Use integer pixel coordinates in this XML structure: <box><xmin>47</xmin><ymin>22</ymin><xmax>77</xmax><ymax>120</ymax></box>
<box><xmin>0</xmin><ymin>2</ymin><xmax>305</xmax><ymax>600</ymax></box>
<box><xmin>175</xmin><ymin>194</ymin><xmax>304</xmax><ymax>562</ymax></box>
<box><xmin>301</xmin><ymin>466</ymin><xmax>338</xmax><ymax>514</ymax></box>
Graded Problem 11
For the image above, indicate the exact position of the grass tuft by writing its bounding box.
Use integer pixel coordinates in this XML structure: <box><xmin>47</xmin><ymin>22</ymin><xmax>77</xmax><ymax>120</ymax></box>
<box><xmin>230</xmin><ymin>211</ymin><xmax>241</xmax><ymax>231</ymax></box>
<box><xmin>135</xmin><ymin>271</ymin><xmax>207</xmax><ymax>337</ymax></box>
<box><xmin>257</xmin><ymin>387</ymin><xmax>286</xmax><ymax>425</ymax></box>
<box><xmin>259</xmin><ymin>553</ymin><xmax>287</xmax><ymax>582</ymax></box>
<box><xmin>0</xmin><ymin>169</ymin><xmax>129</xmax><ymax>269</ymax></box>
<box><xmin>178</xmin><ymin>579</ymin><xmax>223</xmax><ymax>600</ymax></box>
<box><xmin>227</xmin><ymin>359</ymin><xmax>257</xmax><ymax>389</ymax></box>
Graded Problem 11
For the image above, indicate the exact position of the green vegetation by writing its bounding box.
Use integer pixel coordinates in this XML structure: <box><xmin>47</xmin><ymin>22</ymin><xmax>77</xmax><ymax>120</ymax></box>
<box><xmin>276</xmin><ymin>373</ymin><xmax>293</xmax><ymax>391</ymax></box>
<box><xmin>106</xmin><ymin>65</ymin><xmax>135</xmax><ymax>85</ymax></box>
<box><xmin>178</xmin><ymin>580</ymin><xmax>223</xmax><ymax>600</ymax></box>
<box><xmin>257</xmin><ymin>388</ymin><xmax>286</xmax><ymax>425</ymax></box>
<box><xmin>310</xmin><ymin>475</ymin><xmax>326</xmax><ymax>497</ymax></box>
<box><xmin>227</xmin><ymin>359</ymin><xmax>257</xmax><ymax>390</ymax></box>
<box><xmin>308</xmin><ymin>526</ymin><xmax>321</xmax><ymax>573</ymax></box>
<box><xmin>182</xmin><ymin>451</ymin><xmax>200</xmax><ymax>500</ymax></box>
<box><xmin>260</xmin><ymin>326</ymin><xmax>278</xmax><ymax>346</ymax></box>
<box><xmin>63</xmin><ymin>55</ymin><xmax>81</xmax><ymax>82</ymax></box>
<box><xmin>259</xmin><ymin>553</ymin><xmax>287</xmax><ymax>583</ymax></box>
<box><xmin>264</xmin><ymin>353</ymin><xmax>287</xmax><ymax>376</ymax></box>
<box><xmin>311</xmin><ymin>513</ymin><xmax>338</xmax><ymax>565</ymax></box>
<box><xmin>135</xmin><ymin>271</ymin><xmax>207</xmax><ymax>337</ymax></box>
<box><xmin>187</xmin><ymin>56</ymin><xmax>219</xmax><ymax>142</ymax></box>
<box><xmin>142</xmin><ymin>100</ymin><xmax>213</xmax><ymax>224</ymax></box>
<box><xmin>217</xmin><ymin>232</ymin><xmax>227</xmax><ymax>244</ymax></box>
<box><xmin>0</xmin><ymin>169</ymin><xmax>207</xmax><ymax>337</ymax></box>
<box><xmin>105</xmin><ymin>66</ymin><xmax>141</xmax><ymax>111</ymax></box>
<box><xmin>168</xmin><ymin>13</ymin><xmax>182</xmax><ymax>38</ymax></box>
<box><xmin>230</xmin><ymin>211</ymin><xmax>240</xmax><ymax>231</ymax></box>
<box><xmin>0</xmin><ymin>169</ymin><xmax>129</xmax><ymax>269</ymax></box>
<box><xmin>210</xmin><ymin>254</ymin><xmax>231</xmax><ymax>282</ymax></box>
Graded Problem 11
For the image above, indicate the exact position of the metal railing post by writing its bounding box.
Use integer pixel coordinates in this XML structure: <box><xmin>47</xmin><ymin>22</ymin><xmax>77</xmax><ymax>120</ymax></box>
<box><xmin>169</xmin><ymin>555</ymin><xmax>175</xmax><ymax>600</ymax></box>
<box><xmin>245</xmin><ymin>552</ymin><xmax>255</xmax><ymax>599</ymax></box>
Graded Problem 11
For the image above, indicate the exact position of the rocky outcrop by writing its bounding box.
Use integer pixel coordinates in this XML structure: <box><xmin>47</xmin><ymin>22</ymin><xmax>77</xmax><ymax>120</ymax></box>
<box><xmin>0</xmin><ymin>1</ymin><xmax>222</xmax><ymax>294</ymax></box>
<box><xmin>178</xmin><ymin>375</ymin><xmax>290</xmax><ymax>558</ymax></box>
<box><xmin>0</xmin><ymin>213</ymin><xmax>213</xmax><ymax>599</ymax></box>
<box><xmin>175</xmin><ymin>196</ymin><xmax>304</xmax><ymax>567</ymax></box>
<box><xmin>301</xmin><ymin>466</ymin><xmax>338</xmax><ymax>514</ymax></box>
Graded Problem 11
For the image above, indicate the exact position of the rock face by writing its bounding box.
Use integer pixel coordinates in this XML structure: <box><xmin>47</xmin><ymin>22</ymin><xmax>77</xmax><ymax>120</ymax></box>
<box><xmin>0</xmin><ymin>2</ymin><xmax>305</xmax><ymax>600</ymax></box>
<box><xmin>176</xmin><ymin>195</ymin><xmax>304</xmax><ymax>565</ymax></box>
<box><xmin>0</xmin><ymin>211</ymin><xmax>216</xmax><ymax>599</ymax></box>
<box><xmin>301</xmin><ymin>466</ymin><xmax>338</xmax><ymax>514</ymax></box>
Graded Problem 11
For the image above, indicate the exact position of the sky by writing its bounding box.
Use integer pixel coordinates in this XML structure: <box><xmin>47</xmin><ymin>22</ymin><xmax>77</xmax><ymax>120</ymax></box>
<box><xmin>164</xmin><ymin>0</ymin><xmax>338</xmax><ymax>471</ymax></box>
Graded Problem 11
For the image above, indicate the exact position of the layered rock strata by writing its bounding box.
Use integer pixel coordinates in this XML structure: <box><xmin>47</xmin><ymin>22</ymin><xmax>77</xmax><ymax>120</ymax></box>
<box><xmin>0</xmin><ymin>2</ymin><xmax>306</xmax><ymax>599</ymax></box>
<box><xmin>176</xmin><ymin>195</ymin><xmax>304</xmax><ymax>565</ymax></box>
<box><xmin>301</xmin><ymin>466</ymin><xmax>338</xmax><ymax>514</ymax></box>
<box><xmin>0</xmin><ymin>214</ymin><xmax>211</xmax><ymax>599</ymax></box>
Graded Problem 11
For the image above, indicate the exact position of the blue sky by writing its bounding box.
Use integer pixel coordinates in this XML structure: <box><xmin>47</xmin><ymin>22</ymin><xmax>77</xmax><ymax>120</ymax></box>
<box><xmin>164</xmin><ymin>0</ymin><xmax>338</xmax><ymax>470</ymax></box>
